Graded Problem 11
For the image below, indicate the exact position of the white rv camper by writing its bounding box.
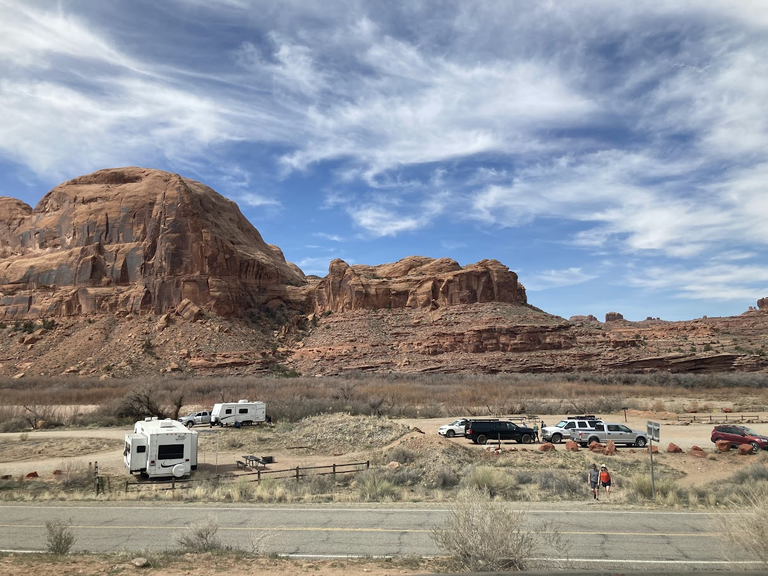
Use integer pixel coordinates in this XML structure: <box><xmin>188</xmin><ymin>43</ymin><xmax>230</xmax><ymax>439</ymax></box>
<box><xmin>210</xmin><ymin>399</ymin><xmax>266</xmax><ymax>427</ymax></box>
<box><xmin>124</xmin><ymin>418</ymin><xmax>198</xmax><ymax>479</ymax></box>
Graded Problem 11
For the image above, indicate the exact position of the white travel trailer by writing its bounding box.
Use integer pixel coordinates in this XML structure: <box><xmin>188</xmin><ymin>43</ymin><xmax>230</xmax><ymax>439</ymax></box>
<box><xmin>124</xmin><ymin>417</ymin><xmax>198</xmax><ymax>479</ymax></box>
<box><xmin>211</xmin><ymin>399</ymin><xmax>267</xmax><ymax>427</ymax></box>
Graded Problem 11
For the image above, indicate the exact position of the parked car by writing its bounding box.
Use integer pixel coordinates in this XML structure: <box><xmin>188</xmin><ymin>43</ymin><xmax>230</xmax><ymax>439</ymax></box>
<box><xmin>570</xmin><ymin>422</ymin><xmax>647</xmax><ymax>447</ymax></box>
<box><xmin>438</xmin><ymin>418</ymin><xmax>498</xmax><ymax>438</ymax></box>
<box><xmin>464</xmin><ymin>420</ymin><xmax>535</xmax><ymax>445</ymax></box>
<box><xmin>541</xmin><ymin>416</ymin><xmax>602</xmax><ymax>443</ymax></box>
<box><xmin>178</xmin><ymin>411</ymin><xmax>211</xmax><ymax>428</ymax></box>
<box><xmin>438</xmin><ymin>419</ymin><xmax>469</xmax><ymax>438</ymax></box>
<box><xmin>711</xmin><ymin>425</ymin><xmax>768</xmax><ymax>451</ymax></box>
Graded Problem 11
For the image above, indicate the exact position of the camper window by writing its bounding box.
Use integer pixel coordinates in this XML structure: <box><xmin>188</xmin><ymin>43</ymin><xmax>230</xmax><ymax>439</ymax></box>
<box><xmin>158</xmin><ymin>444</ymin><xmax>184</xmax><ymax>460</ymax></box>
<box><xmin>239</xmin><ymin>408</ymin><xmax>248</xmax><ymax>414</ymax></box>
<box><xmin>136</xmin><ymin>445</ymin><xmax>146</xmax><ymax>453</ymax></box>
<box><xmin>225</xmin><ymin>409</ymin><xmax>232</xmax><ymax>414</ymax></box>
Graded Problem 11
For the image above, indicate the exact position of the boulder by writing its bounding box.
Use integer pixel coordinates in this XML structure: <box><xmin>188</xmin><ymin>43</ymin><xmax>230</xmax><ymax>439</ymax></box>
<box><xmin>691</xmin><ymin>446</ymin><xmax>707</xmax><ymax>458</ymax></box>
<box><xmin>176</xmin><ymin>298</ymin><xmax>202</xmax><ymax>322</ymax></box>
<box><xmin>588</xmin><ymin>441</ymin><xmax>604</xmax><ymax>452</ymax></box>
<box><xmin>603</xmin><ymin>440</ymin><xmax>617</xmax><ymax>455</ymax></box>
<box><xmin>667</xmin><ymin>442</ymin><xmax>683</xmax><ymax>453</ymax></box>
<box><xmin>131</xmin><ymin>557</ymin><xmax>151</xmax><ymax>568</ymax></box>
<box><xmin>738</xmin><ymin>444</ymin><xmax>755</xmax><ymax>455</ymax></box>
<box><xmin>646</xmin><ymin>445</ymin><xmax>659</xmax><ymax>453</ymax></box>
<box><xmin>385</xmin><ymin>461</ymin><xmax>401</xmax><ymax>469</ymax></box>
<box><xmin>715</xmin><ymin>440</ymin><xmax>731</xmax><ymax>452</ymax></box>
<box><xmin>539</xmin><ymin>442</ymin><xmax>555</xmax><ymax>452</ymax></box>
<box><xmin>24</xmin><ymin>471</ymin><xmax>39</xmax><ymax>479</ymax></box>
<box><xmin>565</xmin><ymin>440</ymin><xmax>580</xmax><ymax>452</ymax></box>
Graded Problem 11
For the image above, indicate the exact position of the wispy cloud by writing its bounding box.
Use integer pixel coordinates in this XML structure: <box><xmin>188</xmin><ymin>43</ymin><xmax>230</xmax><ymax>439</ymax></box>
<box><xmin>526</xmin><ymin>268</ymin><xmax>598</xmax><ymax>291</ymax></box>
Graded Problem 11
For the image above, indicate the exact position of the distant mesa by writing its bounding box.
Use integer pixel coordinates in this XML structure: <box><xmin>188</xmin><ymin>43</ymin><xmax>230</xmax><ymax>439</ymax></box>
<box><xmin>605</xmin><ymin>311</ymin><xmax>624</xmax><ymax>322</ymax></box>
<box><xmin>569</xmin><ymin>314</ymin><xmax>598</xmax><ymax>323</ymax></box>
<box><xmin>0</xmin><ymin>167</ymin><xmax>527</xmax><ymax>320</ymax></box>
<box><xmin>312</xmin><ymin>256</ymin><xmax>526</xmax><ymax>313</ymax></box>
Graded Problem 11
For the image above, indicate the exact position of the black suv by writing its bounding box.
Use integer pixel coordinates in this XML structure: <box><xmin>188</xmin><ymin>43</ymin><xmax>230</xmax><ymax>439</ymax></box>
<box><xmin>464</xmin><ymin>420</ymin><xmax>536</xmax><ymax>445</ymax></box>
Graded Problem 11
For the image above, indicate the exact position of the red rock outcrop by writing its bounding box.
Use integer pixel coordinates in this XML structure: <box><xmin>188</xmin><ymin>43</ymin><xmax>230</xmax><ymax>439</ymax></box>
<box><xmin>667</xmin><ymin>442</ymin><xmax>683</xmax><ymax>453</ymax></box>
<box><xmin>565</xmin><ymin>440</ymin><xmax>580</xmax><ymax>452</ymax></box>
<box><xmin>758</xmin><ymin>298</ymin><xmax>768</xmax><ymax>311</ymax></box>
<box><xmin>0</xmin><ymin>167</ymin><xmax>305</xmax><ymax>319</ymax></box>
<box><xmin>715</xmin><ymin>440</ymin><xmax>731</xmax><ymax>452</ymax></box>
<box><xmin>605</xmin><ymin>312</ymin><xmax>624</xmax><ymax>322</ymax></box>
<box><xmin>738</xmin><ymin>444</ymin><xmax>755</xmax><ymax>455</ymax></box>
<box><xmin>312</xmin><ymin>257</ymin><xmax>526</xmax><ymax>313</ymax></box>
<box><xmin>539</xmin><ymin>442</ymin><xmax>555</xmax><ymax>452</ymax></box>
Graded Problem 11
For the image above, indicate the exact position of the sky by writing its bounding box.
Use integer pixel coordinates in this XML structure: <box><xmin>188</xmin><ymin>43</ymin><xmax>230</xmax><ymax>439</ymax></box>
<box><xmin>1</xmin><ymin>0</ymin><xmax>767</xmax><ymax>321</ymax></box>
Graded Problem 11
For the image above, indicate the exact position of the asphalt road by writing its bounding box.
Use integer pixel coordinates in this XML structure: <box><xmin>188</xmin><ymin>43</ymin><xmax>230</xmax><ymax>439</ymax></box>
<box><xmin>0</xmin><ymin>503</ymin><xmax>757</xmax><ymax>571</ymax></box>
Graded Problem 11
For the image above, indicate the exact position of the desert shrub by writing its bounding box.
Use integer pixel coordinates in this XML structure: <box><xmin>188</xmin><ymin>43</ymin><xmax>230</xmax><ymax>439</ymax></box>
<box><xmin>354</xmin><ymin>469</ymin><xmax>399</xmax><ymax>501</ymax></box>
<box><xmin>300</xmin><ymin>472</ymin><xmax>336</xmax><ymax>495</ymax></box>
<box><xmin>430</xmin><ymin>465</ymin><xmax>461</xmax><ymax>489</ymax></box>
<box><xmin>533</xmin><ymin>470</ymin><xmax>583</xmax><ymax>498</ymax></box>
<box><xmin>388</xmin><ymin>445</ymin><xmax>416</xmax><ymax>464</ymax></box>
<box><xmin>0</xmin><ymin>408</ymin><xmax>28</xmax><ymax>433</ymax></box>
<box><xmin>176</xmin><ymin>516</ymin><xmax>222</xmax><ymax>552</ymax></box>
<box><xmin>45</xmin><ymin>519</ymin><xmax>76</xmax><ymax>554</ymax></box>
<box><xmin>229</xmin><ymin>478</ymin><xmax>254</xmax><ymax>501</ymax></box>
<box><xmin>730</xmin><ymin>462</ymin><xmax>768</xmax><ymax>485</ymax></box>
<box><xmin>386</xmin><ymin>466</ymin><xmax>422</xmax><ymax>486</ymax></box>
<box><xmin>460</xmin><ymin>466</ymin><xmax>518</xmax><ymax>498</ymax></box>
<box><xmin>432</xmin><ymin>487</ymin><xmax>570</xmax><ymax>572</ymax></box>
<box><xmin>58</xmin><ymin>463</ymin><xmax>93</xmax><ymax>490</ymax></box>
<box><xmin>625</xmin><ymin>474</ymin><xmax>679</xmax><ymax>502</ymax></box>
<box><xmin>719</xmin><ymin>492</ymin><xmax>768</xmax><ymax>564</ymax></box>
<box><xmin>253</xmin><ymin>478</ymin><xmax>289</xmax><ymax>502</ymax></box>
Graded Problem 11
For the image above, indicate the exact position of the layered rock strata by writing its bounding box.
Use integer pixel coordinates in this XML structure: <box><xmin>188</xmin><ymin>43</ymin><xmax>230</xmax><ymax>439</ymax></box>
<box><xmin>312</xmin><ymin>257</ymin><xmax>526</xmax><ymax>313</ymax></box>
<box><xmin>0</xmin><ymin>167</ymin><xmax>305</xmax><ymax>319</ymax></box>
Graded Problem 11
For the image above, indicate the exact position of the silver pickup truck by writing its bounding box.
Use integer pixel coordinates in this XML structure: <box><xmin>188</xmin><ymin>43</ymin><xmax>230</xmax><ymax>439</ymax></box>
<box><xmin>178</xmin><ymin>411</ymin><xmax>211</xmax><ymax>428</ymax></box>
<box><xmin>570</xmin><ymin>422</ymin><xmax>647</xmax><ymax>447</ymax></box>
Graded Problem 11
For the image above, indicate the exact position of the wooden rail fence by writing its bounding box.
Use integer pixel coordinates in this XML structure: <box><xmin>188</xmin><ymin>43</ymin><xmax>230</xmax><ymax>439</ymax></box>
<box><xmin>121</xmin><ymin>460</ymin><xmax>369</xmax><ymax>493</ymax></box>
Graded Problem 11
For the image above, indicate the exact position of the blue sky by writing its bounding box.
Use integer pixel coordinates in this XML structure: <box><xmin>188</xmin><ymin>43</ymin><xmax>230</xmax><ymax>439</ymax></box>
<box><xmin>1</xmin><ymin>1</ymin><xmax>767</xmax><ymax>321</ymax></box>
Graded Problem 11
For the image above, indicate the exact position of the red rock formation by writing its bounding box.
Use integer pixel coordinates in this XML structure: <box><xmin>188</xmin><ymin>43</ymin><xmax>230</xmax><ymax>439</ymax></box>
<box><xmin>715</xmin><ymin>440</ymin><xmax>731</xmax><ymax>452</ymax></box>
<box><xmin>312</xmin><ymin>256</ymin><xmax>526</xmax><ymax>313</ymax></box>
<box><xmin>667</xmin><ymin>442</ymin><xmax>683</xmax><ymax>453</ymax></box>
<box><xmin>605</xmin><ymin>311</ymin><xmax>624</xmax><ymax>322</ymax></box>
<box><xmin>738</xmin><ymin>444</ymin><xmax>755</xmax><ymax>455</ymax></box>
<box><xmin>565</xmin><ymin>440</ymin><xmax>580</xmax><ymax>452</ymax></box>
<box><xmin>0</xmin><ymin>168</ymin><xmax>305</xmax><ymax>319</ymax></box>
<box><xmin>604</xmin><ymin>440</ymin><xmax>617</xmax><ymax>455</ymax></box>
<box><xmin>758</xmin><ymin>297</ymin><xmax>768</xmax><ymax>311</ymax></box>
<box><xmin>539</xmin><ymin>442</ymin><xmax>555</xmax><ymax>452</ymax></box>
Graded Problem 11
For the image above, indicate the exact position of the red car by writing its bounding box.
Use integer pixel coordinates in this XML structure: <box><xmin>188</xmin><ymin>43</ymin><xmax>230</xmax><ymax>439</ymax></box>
<box><xmin>710</xmin><ymin>425</ymin><xmax>768</xmax><ymax>451</ymax></box>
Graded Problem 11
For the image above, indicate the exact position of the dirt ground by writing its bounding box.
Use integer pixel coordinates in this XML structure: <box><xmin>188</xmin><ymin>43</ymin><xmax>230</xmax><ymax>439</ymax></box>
<box><xmin>1</xmin><ymin>409</ymin><xmax>765</xmax><ymax>485</ymax></box>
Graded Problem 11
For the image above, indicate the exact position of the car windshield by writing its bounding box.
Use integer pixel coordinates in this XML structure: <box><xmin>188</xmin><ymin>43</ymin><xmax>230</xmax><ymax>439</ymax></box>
<box><xmin>449</xmin><ymin>420</ymin><xmax>463</xmax><ymax>427</ymax></box>
<box><xmin>554</xmin><ymin>420</ymin><xmax>568</xmax><ymax>428</ymax></box>
<box><xmin>742</xmin><ymin>427</ymin><xmax>759</xmax><ymax>435</ymax></box>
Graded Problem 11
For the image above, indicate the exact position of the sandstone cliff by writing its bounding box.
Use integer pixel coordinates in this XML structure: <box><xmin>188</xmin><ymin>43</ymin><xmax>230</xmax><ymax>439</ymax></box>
<box><xmin>312</xmin><ymin>257</ymin><xmax>526</xmax><ymax>313</ymax></box>
<box><xmin>0</xmin><ymin>167</ymin><xmax>305</xmax><ymax>319</ymax></box>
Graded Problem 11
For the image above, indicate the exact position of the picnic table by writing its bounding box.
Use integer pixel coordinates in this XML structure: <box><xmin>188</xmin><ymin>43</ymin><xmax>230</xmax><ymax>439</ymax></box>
<box><xmin>242</xmin><ymin>455</ymin><xmax>267</xmax><ymax>469</ymax></box>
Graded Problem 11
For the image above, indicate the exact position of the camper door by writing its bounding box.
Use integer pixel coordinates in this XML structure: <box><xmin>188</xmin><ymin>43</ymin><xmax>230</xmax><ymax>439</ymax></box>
<box><xmin>124</xmin><ymin>433</ymin><xmax>148</xmax><ymax>472</ymax></box>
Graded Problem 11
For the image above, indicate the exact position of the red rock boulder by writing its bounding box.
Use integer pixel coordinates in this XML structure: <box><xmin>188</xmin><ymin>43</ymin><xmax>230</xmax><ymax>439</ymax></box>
<box><xmin>690</xmin><ymin>446</ymin><xmax>707</xmax><ymax>458</ymax></box>
<box><xmin>646</xmin><ymin>445</ymin><xmax>659</xmax><ymax>453</ymax></box>
<box><xmin>539</xmin><ymin>443</ymin><xmax>555</xmax><ymax>452</ymax></box>
<box><xmin>667</xmin><ymin>443</ymin><xmax>683</xmax><ymax>453</ymax></box>
<box><xmin>565</xmin><ymin>440</ymin><xmax>580</xmax><ymax>452</ymax></box>
<box><xmin>603</xmin><ymin>440</ymin><xmax>617</xmax><ymax>455</ymax></box>
<box><xmin>738</xmin><ymin>444</ymin><xmax>755</xmax><ymax>455</ymax></box>
<box><xmin>24</xmin><ymin>471</ymin><xmax>39</xmax><ymax>479</ymax></box>
<box><xmin>589</xmin><ymin>441</ymin><xmax>604</xmax><ymax>452</ymax></box>
<box><xmin>715</xmin><ymin>440</ymin><xmax>731</xmax><ymax>452</ymax></box>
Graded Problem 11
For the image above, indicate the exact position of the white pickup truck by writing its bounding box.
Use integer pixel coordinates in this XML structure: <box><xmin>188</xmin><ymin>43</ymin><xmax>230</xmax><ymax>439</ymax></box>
<box><xmin>178</xmin><ymin>411</ymin><xmax>211</xmax><ymax>428</ymax></box>
<box><xmin>570</xmin><ymin>422</ymin><xmax>647</xmax><ymax>447</ymax></box>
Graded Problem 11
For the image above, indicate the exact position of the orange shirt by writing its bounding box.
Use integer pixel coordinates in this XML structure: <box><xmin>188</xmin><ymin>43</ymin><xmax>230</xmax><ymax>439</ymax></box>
<box><xmin>600</xmin><ymin>470</ymin><xmax>610</xmax><ymax>482</ymax></box>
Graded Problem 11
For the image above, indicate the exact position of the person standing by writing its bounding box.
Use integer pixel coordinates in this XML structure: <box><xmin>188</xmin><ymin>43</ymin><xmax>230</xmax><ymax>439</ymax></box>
<box><xmin>532</xmin><ymin>423</ymin><xmax>539</xmax><ymax>442</ymax></box>
<box><xmin>600</xmin><ymin>464</ymin><xmax>612</xmax><ymax>499</ymax></box>
<box><xmin>588</xmin><ymin>463</ymin><xmax>600</xmax><ymax>500</ymax></box>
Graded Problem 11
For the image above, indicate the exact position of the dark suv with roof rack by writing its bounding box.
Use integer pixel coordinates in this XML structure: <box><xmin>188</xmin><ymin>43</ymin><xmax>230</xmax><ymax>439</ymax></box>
<box><xmin>464</xmin><ymin>420</ymin><xmax>536</xmax><ymax>445</ymax></box>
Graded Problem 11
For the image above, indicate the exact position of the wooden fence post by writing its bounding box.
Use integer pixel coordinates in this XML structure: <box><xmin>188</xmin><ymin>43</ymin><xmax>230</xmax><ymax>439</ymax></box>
<box><xmin>295</xmin><ymin>466</ymin><xmax>300</xmax><ymax>482</ymax></box>
<box><xmin>332</xmin><ymin>463</ymin><xmax>336</xmax><ymax>478</ymax></box>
